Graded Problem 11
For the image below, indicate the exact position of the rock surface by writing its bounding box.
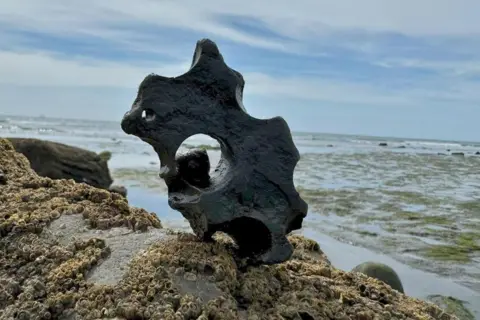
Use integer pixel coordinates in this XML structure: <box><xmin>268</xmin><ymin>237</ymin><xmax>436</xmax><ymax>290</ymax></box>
<box><xmin>0</xmin><ymin>137</ymin><xmax>457</xmax><ymax>319</ymax></box>
<box><xmin>121</xmin><ymin>38</ymin><xmax>308</xmax><ymax>265</ymax></box>
<box><xmin>7</xmin><ymin>138</ymin><xmax>114</xmax><ymax>189</ymax></box>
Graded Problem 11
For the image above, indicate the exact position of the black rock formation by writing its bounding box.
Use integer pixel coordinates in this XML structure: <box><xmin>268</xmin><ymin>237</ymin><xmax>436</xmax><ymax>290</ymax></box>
<box><xmin>121</xmin><ymin>39</ymin><xmax>308</xmax><ymax>264</ymax></box>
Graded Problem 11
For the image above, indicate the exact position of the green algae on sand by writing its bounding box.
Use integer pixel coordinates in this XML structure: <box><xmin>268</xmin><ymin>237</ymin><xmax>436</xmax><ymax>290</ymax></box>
<box><xmin>427</xmin><ymin>295</ymin><xmax>475</xmax><ymax>320</ymax></box>
<box><xmin>183</xmin><ymin>143</ymin><xmax>221</xmax><ymax>151</ymax></box>
<box><xmin>0</xmin><ymin>138</ymin><xmax>458</xmax><ymax>320</ymax></box>
<box><xmin>419</xmin><ymin>232</ymin><xmax>480</xmax><ymax>263</ymax></box>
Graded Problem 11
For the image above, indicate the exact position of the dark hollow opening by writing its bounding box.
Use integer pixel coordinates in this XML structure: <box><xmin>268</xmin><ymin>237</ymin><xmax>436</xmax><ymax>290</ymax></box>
<box><xmin>214</xmin><ymin>217</ymin><xmax>272</xmax><ymax>257</ymax></box>
<box><xmin>175</xmin><ymin>148</ymin><xmax>211</xmax><ymax>189</ymax></box>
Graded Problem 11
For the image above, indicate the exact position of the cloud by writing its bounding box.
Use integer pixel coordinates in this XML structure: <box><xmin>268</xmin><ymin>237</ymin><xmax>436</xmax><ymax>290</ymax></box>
<box><xmin>3</xmin><ymin>1</ymin><xmax>480</xmax><ymax>55</ymax></box>
<box><xmin>374</xmin><ymin>58</ymin><xmax>480</xmax><ymax>77</ymax></box>
<box><xmin>0</xmin><ymin>50</ymin><xmax>191</xmax><ymax>87</ymax></box>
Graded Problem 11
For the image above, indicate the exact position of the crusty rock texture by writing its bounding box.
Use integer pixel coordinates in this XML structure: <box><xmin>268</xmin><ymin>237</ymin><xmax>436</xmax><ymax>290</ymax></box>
<box><xmin>0</xmin><ymin>138</ymin><xmax>456</xmax><ymax>319</ymax></box>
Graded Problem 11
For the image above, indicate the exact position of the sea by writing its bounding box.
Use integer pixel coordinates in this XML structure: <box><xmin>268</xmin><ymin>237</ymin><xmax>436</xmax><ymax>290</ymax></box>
<box><xmin>1</xmin><ymin>114</ymin><xmax>479</xmax><ymax>317</ymax></box>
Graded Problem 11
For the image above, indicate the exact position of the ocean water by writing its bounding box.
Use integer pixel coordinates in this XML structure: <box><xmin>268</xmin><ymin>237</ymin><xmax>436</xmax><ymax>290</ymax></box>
<box><xmin>1</xmin><ymin>114</ymin><xmax>479</xmax><ymax>316</ymax></box>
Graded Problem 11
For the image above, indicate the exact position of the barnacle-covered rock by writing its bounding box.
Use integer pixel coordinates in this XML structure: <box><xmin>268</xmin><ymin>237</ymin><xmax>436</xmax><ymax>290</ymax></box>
<box><xmin>0</xmin><ymin>138</ymin><xmax>457</xmax><ymax>319</ymax></box>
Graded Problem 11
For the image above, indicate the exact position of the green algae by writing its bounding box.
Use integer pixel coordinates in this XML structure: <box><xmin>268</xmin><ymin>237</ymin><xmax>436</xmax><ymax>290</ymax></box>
<box><xmin>455</xmin><ymin>232</ymin><xmax>480</xmax><ymax>249</ymax></box>
<box><xmin>457</xmin><ymin>200</ymin><xmax>480</xmax><ymax>213</ymax></box>
<box><xmin>422</xmin><ymin>245</ymin><xmax>472</xmax><ymax>263</ymax></box>
<box><xmin>183</xmin><ymin>143</ymin><xmax>221</xmax><ymax>151</ymax></box>
<box><xmin>427</xmin><ymin>295</ymin><xmax>475</xmax><ymax>320</ymax></box>
<box><xmin>381</xmin><ymin>190</ymin><xmax>443</xmax><ymax>206</ymax></box>
<box><xmin>356</xmin><ymin>230</ymin><xmax>379</xmax><ymax>237</ymax></box>
<box><xmin>98</xmin><ymin>150</ymin><xmax>112</xmax><ymax>162</ymax></box>
<box><xmin>111</xmin><ymin>168</ymin><xmax>167</xmax><ymax>193</ymax></box>
<box><xmin>296</xmin><ymin>187</ymin><xmax>365</xmax><ymax>216</ymax></box>
<box><xmin>421</xmin><ymin>233</ymin><xmax>480</xmax><ymax>263</ymax></box>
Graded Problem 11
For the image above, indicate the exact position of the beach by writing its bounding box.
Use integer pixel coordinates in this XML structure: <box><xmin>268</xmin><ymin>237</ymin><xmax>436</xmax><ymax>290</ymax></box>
<box><xmin>1</xmin><ymin>114</ymin><xmax>479</xmax><ymax>317</ymax></box>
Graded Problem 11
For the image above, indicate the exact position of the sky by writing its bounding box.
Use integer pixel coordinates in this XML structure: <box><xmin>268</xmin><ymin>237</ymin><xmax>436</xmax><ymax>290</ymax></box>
<box><xmin>0</xmin><ymin>1</ymin><xmax>479</xmax><ymax>141</ymax></box>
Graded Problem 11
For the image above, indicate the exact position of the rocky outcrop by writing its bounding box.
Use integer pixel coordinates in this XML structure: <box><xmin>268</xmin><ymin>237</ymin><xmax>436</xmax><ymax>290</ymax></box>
<box><xmin>6</xmin><ymin>138</ymin><xmax>127</xmax><ymax>197</ymax></box>
<box><xmin>7</xmin><ymin>138</ymin><xmax>113</xmax><ymax>189</ymax></box>
<box><xmin>0</xmin><ymin>138</ymin><xmax>457</xmax><ymax>320</ymax></box>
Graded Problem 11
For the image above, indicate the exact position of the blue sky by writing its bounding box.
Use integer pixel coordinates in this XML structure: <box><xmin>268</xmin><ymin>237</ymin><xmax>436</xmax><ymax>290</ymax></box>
<box><xmin>0</xmin><ymin>1</ymin><xmax>479</xmax><ymax>141</ymax></box>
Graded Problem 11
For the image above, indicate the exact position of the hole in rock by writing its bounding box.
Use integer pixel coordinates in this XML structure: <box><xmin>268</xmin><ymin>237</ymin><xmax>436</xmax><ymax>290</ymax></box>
<box><xmin>175</xmin><ymin>134</ymin><xmax>222</xmax><ymax>188</ymax></box>
<box><xmin>141</xmin><ymin>108</ymin><xmax>155</xmax><ymax>122</ymax></box>
<box><xmin>213</xmin><ymin>217</ymin><xmax>272</xmax><ymax>257</ymax></box>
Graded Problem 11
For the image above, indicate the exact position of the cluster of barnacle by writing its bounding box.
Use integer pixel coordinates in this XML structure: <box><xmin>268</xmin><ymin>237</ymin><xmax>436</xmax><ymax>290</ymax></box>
<box><xmin>0</xmin><ymin>232</ymin><xmax>110</xmax><ymax>319</ymax></box>
<box><xmin>0</xmin><ymin>139</ymin><xmax>161</xmax><ymax>239</ymax></box>
<box><xmin>47</xmin><ymin>233</ymin><xmax>452</xmax><ymax>320</ymax></box>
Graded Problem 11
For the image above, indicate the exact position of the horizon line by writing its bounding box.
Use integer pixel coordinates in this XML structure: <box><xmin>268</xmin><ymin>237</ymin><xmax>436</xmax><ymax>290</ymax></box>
<box><xmin>1</xmin><ymin>112</ymin><xmax>479</xmax><ymax>145</ymax></box>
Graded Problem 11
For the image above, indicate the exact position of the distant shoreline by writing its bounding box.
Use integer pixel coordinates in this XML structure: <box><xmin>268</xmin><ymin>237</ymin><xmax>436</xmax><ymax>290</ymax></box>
<box><xmin>2</xmin><ymin>113</ymin><xmax>479</xmax><ymax>145</ymax></box>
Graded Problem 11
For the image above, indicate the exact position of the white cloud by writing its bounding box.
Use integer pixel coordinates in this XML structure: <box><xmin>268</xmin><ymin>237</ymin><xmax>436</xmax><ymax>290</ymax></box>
<box><xmin>0</xmin><ymin>50</ymin><xmax>191</xmax><ymax>87</ymax></box>
<box><xmin>2</xmin><ymin>0</ymin><xmax>480</xmax><ymax>53</ymax></box>
<box><xmin>374</xmin><ymin>58</ymin><xmax>480</xmax><ymax>77</ymax></box>
<box><xmin>1</xmin><ymin>48</ymin><xmax>478</xmax><ymax>111</ymax></box>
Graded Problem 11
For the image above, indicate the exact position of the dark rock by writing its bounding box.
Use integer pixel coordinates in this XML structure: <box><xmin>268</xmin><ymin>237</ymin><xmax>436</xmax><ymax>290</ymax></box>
<box><xmin>352</xmin><ymin>261</ymin><xmax>404</xmax><ymax>293</ymax></box>
<box><xmin>327</xmin><ymin>144</ymin><xmax>334</xmax><ymax>147</ymax></box>
<box><xmin>451</xmin><ymin>152</ymin><xmax>465</xmax><ymax>156</ymax></box>
<box><xmin>397</xmin><ymin>145</ymin><xmax>406</xmax><ymax>149</ymax></box>
<box><xmin>176</xmin><ymin>149</ymin><xmax>211</xmax><ymax>189</ymax></box>
<box><xmin>109</xmin><ymin>185</ymin><xmax>128</xmax><ymax>197</ymax></box>
<box><xmin>475</xmin><ymin>151</ymin><xmax>480</xmax><ymax>155</ymax></box>
<box><xmin>437</xmin><ymin>153</ymin><xmax>447</xmax><ymax>156</ymax></box>
<box><xmin>121</xmin><ymin>38</ymin><xmax>308</xmax><ymax>265</ymax></box>
<box><xmin>379</xmin><ymin>143</ymin><xmax>388</xmax><ymax>147</ymax></box>
<box><xmin>7</xmin><ymin>138</ymin><xmax>113</xmax><ymax>189</ymax></box>
<box><xmin>0</xmin><ymin>169</ymin><xmax>6</xmax><ymax>184</ymax></box>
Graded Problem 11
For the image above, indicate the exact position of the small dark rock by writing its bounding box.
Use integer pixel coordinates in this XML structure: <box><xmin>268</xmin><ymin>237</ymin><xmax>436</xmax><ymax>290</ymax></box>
<box><xmin>0</xmin><ymin>170</ymin><xmax>7</xmax><ymax>184</ymax></box>
<box><xmin>475</xmin><ymin>151</ymin><xmax>480</xmax><ymax>155</ymax></box>
<box><xmin>451</xmin><ymin>152</ymin><xmax>464</xmax><ymax>157</ymax></box>
<box><xmin>379</xmin><ymin>143</ymin><xmax>388</xmax><ymax>147</ymax></box>
<box><xmin>397</xmin><ymin>145</ymin><xmax>406</xmax><ymax>149</ymax></box>
<box><xmin>352</xmin><ymin>261</ymin><xmax>404</xmax><ymax>293</ymax></box>
<box><xmin>109</xmin><ymin>185</ymin><xmax>128</xmax><ymax>197</ymax></box>
<box><xmin>327</xmin><ymin>144</ymin><xmax>334</xmax><ymax>147</ymax></box>
<box><xmin>176</xmin><ymin>149</ymin><xmax>211</xmax><ymax>188</ymax></box>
